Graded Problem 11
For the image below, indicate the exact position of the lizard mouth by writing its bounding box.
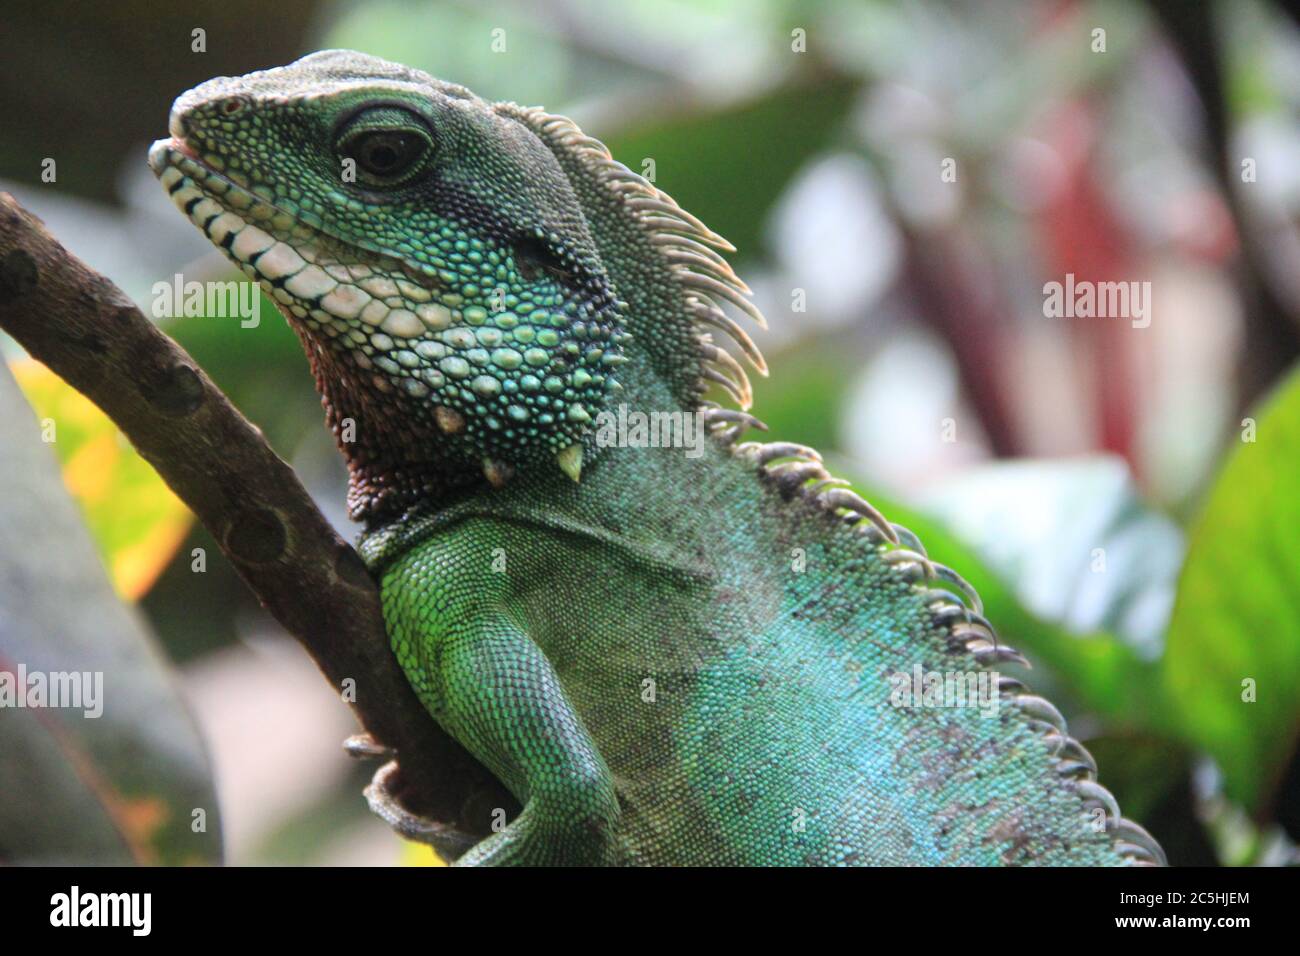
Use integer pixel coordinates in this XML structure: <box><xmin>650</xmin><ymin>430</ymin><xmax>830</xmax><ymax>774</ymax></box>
<box><xmin>148</xmin><ymin>136</ymin><xmax>320</xmax><ymax>249</ymax></box>
<box><xmin>147</xmin><ymin>137</ymin><xmax>443</xmax><ymax>303</ymax></box>
<box><xmin>146</xmin><ymin>135</ymin><xmax>483</xmax><ymax>398</ymax></box>
<box><xmin>156</xmin><ymin>135</ymin><xmax>198</xmax><ymax>162</ymax></box>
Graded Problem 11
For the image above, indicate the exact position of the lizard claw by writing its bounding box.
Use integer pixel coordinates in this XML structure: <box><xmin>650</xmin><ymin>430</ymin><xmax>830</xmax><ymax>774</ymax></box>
<box><xmin>343</xmin><ymin>732</ymin><xmax>395</xmax><ymax>760</ymax></box>
<box><xmin>363</xmin><ymin>760</ymin><xmax>456</xmax><ymax>847</ymax></box>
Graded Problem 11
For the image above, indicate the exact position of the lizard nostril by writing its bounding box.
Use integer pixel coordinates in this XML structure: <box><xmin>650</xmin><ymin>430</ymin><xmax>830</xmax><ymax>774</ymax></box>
<box><xmin>221</xmin><ymin>97</ymin><xmax>245</xmax><ymax>115</ymax></box>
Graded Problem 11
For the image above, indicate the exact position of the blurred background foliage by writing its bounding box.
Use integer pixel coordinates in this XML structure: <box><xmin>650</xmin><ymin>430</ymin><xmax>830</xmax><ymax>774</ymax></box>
<box><xmin>1</xmin><ymin>0</ymin><xmax>1298</xmax><ymax>866</ymax></box>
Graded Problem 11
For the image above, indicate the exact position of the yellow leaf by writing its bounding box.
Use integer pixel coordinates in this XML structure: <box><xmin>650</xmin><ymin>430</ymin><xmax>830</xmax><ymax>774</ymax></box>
<box><xmin>9</xmin><ymin>358</ymin><xmax>192</xmax><ymax>600</ymax></box>
<box><xmin>401</xmin><ymin>840</ymin><xmax>447</xmax><ymax>867</ymax></box>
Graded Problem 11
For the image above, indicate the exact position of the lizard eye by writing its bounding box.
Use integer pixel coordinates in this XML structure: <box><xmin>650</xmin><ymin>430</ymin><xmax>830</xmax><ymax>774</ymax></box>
<box><xmin>336</xmin><ymin>108</ymin><xmax>433</xmax><ymax>185</ymax></box>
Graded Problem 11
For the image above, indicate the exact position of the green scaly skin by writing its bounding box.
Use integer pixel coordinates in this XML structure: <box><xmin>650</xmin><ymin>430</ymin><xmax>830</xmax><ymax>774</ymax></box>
<box><xmin>150</xmin><ymin>51</ymin><xmax>1165</xmax><ymax>866</ymax></box>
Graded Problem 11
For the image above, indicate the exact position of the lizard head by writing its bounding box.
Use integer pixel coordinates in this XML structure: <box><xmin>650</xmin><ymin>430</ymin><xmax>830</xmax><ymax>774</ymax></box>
<box><xmin>149</xmin><ymin>50</ymin><xmax>626</xmax><ymax>516</ymax></box>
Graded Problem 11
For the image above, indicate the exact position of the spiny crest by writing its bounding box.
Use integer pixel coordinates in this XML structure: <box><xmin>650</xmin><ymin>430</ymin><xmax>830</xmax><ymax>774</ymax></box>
<box><xmin>522</xmin><ymin>107</ymin><xmax>1164</xmax><ymax>866</ymax></box>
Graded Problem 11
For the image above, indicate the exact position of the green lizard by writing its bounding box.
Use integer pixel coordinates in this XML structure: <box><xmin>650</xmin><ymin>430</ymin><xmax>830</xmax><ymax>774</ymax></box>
<box><xmin>149</xmin><ymin>50</ymin><xmax>1165</xmax><ymax>866</ymax></box>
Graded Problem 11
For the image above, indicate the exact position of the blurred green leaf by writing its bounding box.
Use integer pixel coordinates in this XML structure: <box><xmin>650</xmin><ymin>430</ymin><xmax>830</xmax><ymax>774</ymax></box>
<box><xmin>1083</xmin><ymin>732</ymin><xmax>1191</xmax><ymax>824</ymax></box>
<box><xmin>603</xmin><ymin>74</ymin><xmax>859</xmax><ymax>258</ymax></box>
<box><xmin>0</xmin><ymin>363</ymin><xmax>221</xmax><ymax>864</ymax></box>
<box><xmin>1162</xmin><ymin>365</ymin><xmax>1300</xmax><ymax>813</ymax></box>
<box><xmin>748</xmin><ymin>337</ymin><xmax>863</xmax><ymax>453</ymax></box>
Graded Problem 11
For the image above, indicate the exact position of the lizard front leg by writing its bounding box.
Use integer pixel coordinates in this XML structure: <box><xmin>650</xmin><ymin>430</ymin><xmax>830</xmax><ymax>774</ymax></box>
<box><xmin>440</xmin><ymin>612</ymin><xmax>621</xmax><ymax>866</ymax></box>
<box><xmin>385</xmin><ymin>574</ymin><xmax>623</xmax><ymax>866</ymax></box>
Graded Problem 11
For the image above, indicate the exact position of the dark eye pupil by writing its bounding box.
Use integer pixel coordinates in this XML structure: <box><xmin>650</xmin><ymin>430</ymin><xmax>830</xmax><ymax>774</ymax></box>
<box><xmin>352</xmin><ymin>131</ymin><xmax>422</xmax><ymax>177</ymax></box>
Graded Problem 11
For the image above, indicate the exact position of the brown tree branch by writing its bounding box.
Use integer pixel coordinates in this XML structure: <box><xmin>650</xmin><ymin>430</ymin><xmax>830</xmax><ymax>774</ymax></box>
<box><xmin>1148</xmin><ymin>0</ymin><xmax>1300</xmax><ymax>409</ymax></box>
<box><xmin>0</xmin><ymin>192</ymin><xmax>512</xmax><ymax>859</ymax></box>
